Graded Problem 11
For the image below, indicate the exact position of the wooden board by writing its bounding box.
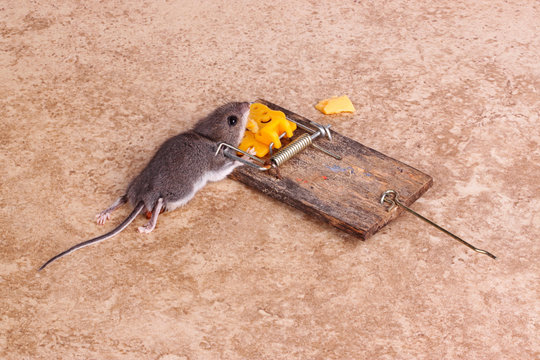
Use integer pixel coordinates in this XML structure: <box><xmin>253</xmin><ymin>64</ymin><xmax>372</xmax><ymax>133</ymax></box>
<box><xmin>230</xmin><ymin>99</ymin><xmax>433</xmax><ymax>240</ymax></box>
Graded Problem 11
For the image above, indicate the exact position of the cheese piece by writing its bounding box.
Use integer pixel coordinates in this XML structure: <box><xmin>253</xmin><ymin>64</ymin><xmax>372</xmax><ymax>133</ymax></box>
<box><xmin>238</xmin><ymin>131</ymin><xmax>271</xmax><ymax>157</ymax></box>
<box><xmin>238</xmin><ymin>103</ymin><xmax>297</xmax><ymax>157</ymax></box>
<box><xmin>249</xmin><ymin>103</ymin><xmax>296</xmax><ymax>148</ymax></box>
<box><xmin>315</xmin><ymin>95</ymin><xmax>356</xmax><ymax>114</ymax></box>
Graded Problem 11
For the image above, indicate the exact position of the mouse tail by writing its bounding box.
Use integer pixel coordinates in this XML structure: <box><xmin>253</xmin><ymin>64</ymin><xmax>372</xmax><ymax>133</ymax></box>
<box><xmin>38</xmin><ymin>202</ymin><xmax>145</xmax><ymax>271</ymax></box>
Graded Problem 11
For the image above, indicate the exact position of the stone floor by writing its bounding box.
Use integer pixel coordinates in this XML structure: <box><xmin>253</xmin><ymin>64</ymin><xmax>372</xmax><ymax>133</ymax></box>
<box><xmin>1</xmin><ymin>1</ymin><xmax>539</xmax><ymax>359</ymax></box>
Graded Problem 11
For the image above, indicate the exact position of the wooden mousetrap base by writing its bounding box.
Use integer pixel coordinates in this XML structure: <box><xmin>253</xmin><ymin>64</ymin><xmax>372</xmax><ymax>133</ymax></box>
<box><xmin>230</xmin><ymin>99</ymin><xmax>433</xmax><ymax>240</ymax></box>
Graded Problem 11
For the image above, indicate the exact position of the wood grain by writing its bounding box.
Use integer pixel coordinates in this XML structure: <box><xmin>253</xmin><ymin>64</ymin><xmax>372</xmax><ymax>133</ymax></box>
<box><xmin>230</xmin><ymin>99</ymin><xmax>433</xmax><ymax>240</ymax></box>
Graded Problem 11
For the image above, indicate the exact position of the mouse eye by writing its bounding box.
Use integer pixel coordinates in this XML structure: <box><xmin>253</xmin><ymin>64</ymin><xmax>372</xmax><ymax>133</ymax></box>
<box><xmin>227</xmin><ymin>115</ymin><xmax>238</xmax><ymax>126</ymax></box>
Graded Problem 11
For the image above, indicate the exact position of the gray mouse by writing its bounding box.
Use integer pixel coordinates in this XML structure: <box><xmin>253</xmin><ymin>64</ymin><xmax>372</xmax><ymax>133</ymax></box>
<box><xmin>39</xmin><ymin>101</ymin><xmax>251</xmax><ymax>271</ymax></box>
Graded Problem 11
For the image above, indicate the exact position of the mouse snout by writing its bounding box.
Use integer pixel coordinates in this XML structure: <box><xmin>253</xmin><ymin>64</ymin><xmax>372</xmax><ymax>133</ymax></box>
<box><xmin>241</xmin><ymin>102</ymin><xmax>251</xmax><ymax>122</ymax></box>
<box><xmin>241</xmin><ymin>102</ymin><xmax>251</xmax><ymax>119</ymax></box>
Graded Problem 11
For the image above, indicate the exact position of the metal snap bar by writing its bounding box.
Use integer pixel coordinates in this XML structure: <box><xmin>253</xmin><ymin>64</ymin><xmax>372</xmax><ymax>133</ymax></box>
<box><xmin>215</xmin><ymin>143</ymin><xmax>270</xmax><ymax>171</ymax></box>
<box><xmin>216</xmin><ymin>116</ymin><xmax>341</xmax><ymax>172</ymax></box>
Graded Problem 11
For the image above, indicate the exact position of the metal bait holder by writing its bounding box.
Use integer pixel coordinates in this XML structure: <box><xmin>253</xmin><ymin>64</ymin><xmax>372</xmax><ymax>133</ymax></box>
<box><xmin>380</xmin><ymin>189</ymin><xmax>497</xmax><ymax>259</ymax></box>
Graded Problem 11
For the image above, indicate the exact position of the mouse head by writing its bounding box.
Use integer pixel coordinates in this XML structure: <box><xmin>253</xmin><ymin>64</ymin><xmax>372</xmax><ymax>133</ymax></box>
<box><xmin>193</xmin><ymin>102</ymin><xmax>250</xmax><ymax>146</ymax></box>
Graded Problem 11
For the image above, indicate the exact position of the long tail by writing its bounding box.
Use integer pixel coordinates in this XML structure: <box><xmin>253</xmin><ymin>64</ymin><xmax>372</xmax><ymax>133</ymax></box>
<box><xmin>38</xmin><ymin>202</ymin><xmax>145</xmax><ymax>271</ymax></box>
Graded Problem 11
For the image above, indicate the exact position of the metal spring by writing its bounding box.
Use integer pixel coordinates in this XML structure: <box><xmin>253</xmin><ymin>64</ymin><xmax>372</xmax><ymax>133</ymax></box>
<box><xmin>270</xmin><ymin>133</ymin><xmax>313</xmax><ymax>167</ymax></box>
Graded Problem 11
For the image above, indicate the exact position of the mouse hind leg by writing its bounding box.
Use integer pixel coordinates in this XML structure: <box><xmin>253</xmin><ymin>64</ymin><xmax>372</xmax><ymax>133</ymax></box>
<box><xmin>96</xmin><ymin>195</ymin><xmax>128</xmax><ymax>225</ymax></box>
<box><xmin>138</xmin><ymin>198</ymin><xmax>163</xmax><ymax>234</ymax></box>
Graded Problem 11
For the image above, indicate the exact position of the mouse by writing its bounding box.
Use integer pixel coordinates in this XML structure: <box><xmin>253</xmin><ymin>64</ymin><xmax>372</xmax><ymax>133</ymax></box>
<box><xmin>39</xmin><ymin>101</ymin><xmax>252</xmax><ymax>271</ymax></box>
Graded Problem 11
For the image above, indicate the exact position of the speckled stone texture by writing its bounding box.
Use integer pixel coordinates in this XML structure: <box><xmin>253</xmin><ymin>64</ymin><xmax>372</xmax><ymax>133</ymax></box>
<box><xmin>1</xmin><ymin>1</ymin><xmax>539</xmax><ymax>359</ymax></box>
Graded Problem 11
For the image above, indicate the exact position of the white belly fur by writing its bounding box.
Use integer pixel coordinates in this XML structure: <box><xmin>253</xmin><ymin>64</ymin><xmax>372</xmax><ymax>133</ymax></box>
<box><xmin>164</xmin><ymin>161</ymin><xmax>241</xmax><ymax>212</ymax></box>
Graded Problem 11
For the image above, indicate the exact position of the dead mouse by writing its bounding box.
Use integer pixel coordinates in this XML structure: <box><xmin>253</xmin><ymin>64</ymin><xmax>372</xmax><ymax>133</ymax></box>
<box><xmin>39</xmin><ymin>101</ymin><xmax>251</xmax><ymax>271</ymax></box>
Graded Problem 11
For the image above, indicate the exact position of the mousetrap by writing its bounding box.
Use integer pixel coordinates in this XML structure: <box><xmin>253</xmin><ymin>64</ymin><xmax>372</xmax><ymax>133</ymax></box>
<box><xmin>219</xmin><ymin>99</ymin><xmax>432</xmax><ymax>239</ymax></box>
<box><xmin>216</xmin><ymin>99</ymin><xmax>496</xmax><ymax>259</ymax></box>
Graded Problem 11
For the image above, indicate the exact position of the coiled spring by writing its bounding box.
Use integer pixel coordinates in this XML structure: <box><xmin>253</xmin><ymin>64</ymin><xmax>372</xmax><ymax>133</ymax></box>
<box><xmin>270</xmin><ymin>133</ymin><xmax>312</xmax><ymax>167</ymax></box>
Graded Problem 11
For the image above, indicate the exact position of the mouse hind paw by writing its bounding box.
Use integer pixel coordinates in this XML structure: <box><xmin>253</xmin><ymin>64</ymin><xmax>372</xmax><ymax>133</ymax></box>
<box><xmin>95</xmin><ymin>195</ymin><xmax>128</xmax><ymax>225</ymax></box>
<box><xmin>138</xmin><ymin>223</ymin><xmax>155</xmax><ymax>234</ymax></box>
<box><xmin>96</xmin><ymin>211</ymin><xmax>111</xmax><ymax>225</ymax></box>
<box><xmin>138</xmin><ymin>198</ymin><xmax>163</xmax><ymax>234</ymax></box>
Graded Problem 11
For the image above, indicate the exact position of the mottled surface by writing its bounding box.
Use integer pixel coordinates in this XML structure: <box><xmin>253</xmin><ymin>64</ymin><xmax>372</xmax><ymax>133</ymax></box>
<box><xmin>1</xmin><ymin>1</ymin><xmax>539</xmax><ymax>359</ymax></box>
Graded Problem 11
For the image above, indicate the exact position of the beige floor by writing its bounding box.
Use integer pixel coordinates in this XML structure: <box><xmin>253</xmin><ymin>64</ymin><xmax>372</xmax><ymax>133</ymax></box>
<box><xmin>1</xmin><ymin>1</ymin><xmax>539</xmax><ymax>359</ymax></box>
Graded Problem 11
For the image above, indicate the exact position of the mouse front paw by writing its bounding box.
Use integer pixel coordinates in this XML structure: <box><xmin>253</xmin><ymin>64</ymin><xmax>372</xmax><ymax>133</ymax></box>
<box><xmin>240</xmin><ymin>146</ymin><xmax>257</xmax><ymax>162</ymax></box>
<box><xmin>246</xmin><ymin>146</ymin><xmax>256</xmax><ymax>156</ymax></box>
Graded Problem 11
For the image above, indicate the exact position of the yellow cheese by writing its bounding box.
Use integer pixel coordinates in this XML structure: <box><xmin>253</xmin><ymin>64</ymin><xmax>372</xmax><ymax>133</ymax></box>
<box><xmin>315</xmin><ymin>95</ymin><xmax>356</xmax><ymax>114</ymax></box>
<box><xmin>238</xmin><ymin>131</ymin><xmax>271</xmax><ymax>158</ymax></box>
<box><xmin>238</xmin><ymin>103</ymin><xmax>297</xmax><ymax>157</ymax></box>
